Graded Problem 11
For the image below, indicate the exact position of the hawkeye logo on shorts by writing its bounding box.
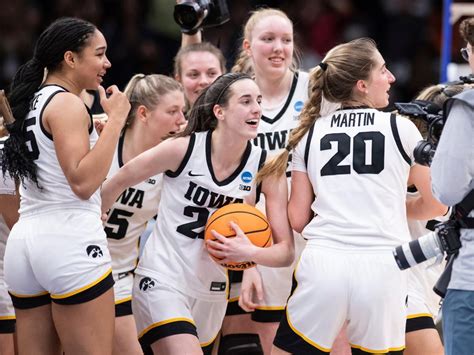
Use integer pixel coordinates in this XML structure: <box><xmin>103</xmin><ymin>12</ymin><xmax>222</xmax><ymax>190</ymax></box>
<box><xmin>139</xmin><ymin>277</ymin><xmax>156</xmax><ymax>292</ymax></box>
<box><xmin>241</xmin><ymin>171</ymin><xmax>253</xmax><ymax>183</ymax></box>
<box><xmin>86</xmin><ymin>245</ymin><xmax>103</xmax><ymax>258</ymax></box>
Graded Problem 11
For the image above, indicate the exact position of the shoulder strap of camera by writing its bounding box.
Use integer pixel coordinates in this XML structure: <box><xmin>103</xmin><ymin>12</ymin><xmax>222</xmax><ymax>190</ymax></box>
<box><xmin>453</xmin><ymin>189</ymin><xmax>474</xmax><ymax>228</ymax></box>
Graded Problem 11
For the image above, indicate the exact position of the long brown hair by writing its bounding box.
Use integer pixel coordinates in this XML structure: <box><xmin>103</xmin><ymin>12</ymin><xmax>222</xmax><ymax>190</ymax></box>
<box><xmin>257</xmin><ymin>38</ymin><xmax>379</xmax><ymax>181</ymax></box>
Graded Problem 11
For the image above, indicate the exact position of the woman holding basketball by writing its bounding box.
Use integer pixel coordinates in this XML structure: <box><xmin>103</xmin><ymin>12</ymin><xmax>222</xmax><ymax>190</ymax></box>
<box><xmin>257</xmin><ymin>38</ymin><xmax>446</xmax><ymax>354</ymax></box>
<box><xmin>101</xmin><ymin>73</ymin><xmax>294</xmax><ymax>355</ymax></box>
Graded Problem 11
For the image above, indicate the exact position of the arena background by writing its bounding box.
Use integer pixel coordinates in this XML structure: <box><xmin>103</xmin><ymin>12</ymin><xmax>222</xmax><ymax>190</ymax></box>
<box><xmin>0</xmin><ymin>0</ymin><xmax>472</xmax><ymax>105</ymax></box>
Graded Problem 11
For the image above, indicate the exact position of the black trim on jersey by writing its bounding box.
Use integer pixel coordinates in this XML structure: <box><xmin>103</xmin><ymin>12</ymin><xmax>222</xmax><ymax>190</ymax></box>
<box><xmin>52</xmin><ymin>271</ymin><xmax>114</xmax><ymax>305</ymax></box>
<box><xmin>406</xmin><ymin>315</ymin><xmax>436</xmax><ymax>333</ymax></box>
<box><xmin>255</xmin><ymin>149</ymin><xmax>267</xmax><ymax>205</ymax></box>
<box><xmin>226</xmin><ymin>299</ymin><xmax>249</xmax><ymax>316</ymax></box>
<box><xmin>115</xmin><ymin>300</ymin><xmax>132</xmax><ymax>317</ymax></box>
<box><xmin>352</xmin><ymin>348</ymin><xmax>404</xmax><ymax>355</ymax></box>
<box><xmin>39</xmin><ymin>89</ymin><xmax>67</xmax><ymax>141</ymax></box>
<box><xmin>86</xmin><ymin>105</ymin><xmax>94</xmax><ymax>135</ymax></box>
<box><xmin>252</xmin><ymin>309</ymin><xmax>284</xmax><ymax>323</ymax></box>
<box><xmin>274</xmin><ymin>310</ymin><xmax>329</xmax><ymax>354</ymax></box>
<box><xmin>390</xmin><ymin>114</ymin><xmax>411</xmax><ymax>165</ymax></box>
<box><xmin>0</xmin><ymin>319</ymin><xmax>15</xmax><ymax>334</ymax></box>
<box><xmin>166</xmin><ymin>133</ymin><xmax>196</xmax><ymax>178</ymax></box>
<box><xmin>117</xmin><ymin>131</ymin><xmax>126</xmax><ymax>167</ymax></box>
<box><xmin>9</xmin><ymin>292</ymin><xmax>51</xmax><ymax>309</ymax></box>
<box><xmin>261</xmin><ymin>71</ymin><xmax>299</xmax><ymax>124</ymax></box>
<box><xmin>139</xmin><ymin>320</ymin><xmax>197</xmax><ymax>353</ymax></box>
<box><xmin>304</xmin><ymin>123</ymin><xmax>316</xmax><ymax>168</ymax></box>
<box><xmin>205</xmin><ymin>130</ymin><xmax>252</xmax><ymax>186</ymax></box>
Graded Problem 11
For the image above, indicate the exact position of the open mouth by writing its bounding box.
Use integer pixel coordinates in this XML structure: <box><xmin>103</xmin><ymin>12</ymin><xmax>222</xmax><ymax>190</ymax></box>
<box><xmin>245</xmin><ymin>119</ymin><xmax>259</xmax><ymax>128</ymax></box>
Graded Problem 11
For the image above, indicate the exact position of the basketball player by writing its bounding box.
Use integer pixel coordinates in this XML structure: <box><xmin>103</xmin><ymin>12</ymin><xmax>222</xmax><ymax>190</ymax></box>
<box><xmin>174</xmin><ymin>42</ymin><xmax>226</xmax><ymax>109</ymax></box>
<box><xmin>256</xmin><ymin>38</ymin><xmax>446</xmax><ymax>354</ymax></box>
<box><xmin>0</xmin><ymin>135</ymin><xmax>18</xmax><ymax>355</ymax></box>
<box><xmin>1</xmin><ymin>17</ymin><xmax>130</xmax><ymax>354</ymax></box>
<box><xmin>100</xmin><ymin>73</ymin><xmax>294</xmax><ymax>355</ymax></box>
<box><xmin>104</xmin><ymin>74</ymin><xmax>186</xmax><ymax>355</ymax></box>
<box><xmin>223</xmin><ymin>8</ymin><xmax>311</xmax><ymax>354</ymax></box>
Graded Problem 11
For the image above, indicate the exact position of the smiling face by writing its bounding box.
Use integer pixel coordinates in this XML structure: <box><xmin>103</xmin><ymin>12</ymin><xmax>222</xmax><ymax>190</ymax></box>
<box><xmin>363</xmin><ymin>50</ymin><xmax>396</xmax><ymax>109</ymax></box>
<box><xmin>215</xmin><ymin>79</ymin><xmax>262</xmax><ymax>140</ymax></box>
<box><xmin>245</xmin><ymin>15</ymin><xmax>294</xmax><ymax>79</ymax></box>
<box><xmin>74</xmin><ymin>30</ymin><xmax>111</xmax><ymax>90</ymax></box>
<box><xmin>177</xmin><ymin>51</ymin><xmax>223</xmax><ymax>106</ymax></box>
<box><xmin>145</xmin><ymin>89</ymin><xmax>186</xmax><ymax>142</ymax></box>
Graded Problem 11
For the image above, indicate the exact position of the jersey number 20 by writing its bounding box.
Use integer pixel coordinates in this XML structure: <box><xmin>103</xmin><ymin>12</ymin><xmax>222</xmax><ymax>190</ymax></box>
<box><xmin>320</xmin><ymin>132</ymin><xmax>385</xmax><ymax>176</ymax></box>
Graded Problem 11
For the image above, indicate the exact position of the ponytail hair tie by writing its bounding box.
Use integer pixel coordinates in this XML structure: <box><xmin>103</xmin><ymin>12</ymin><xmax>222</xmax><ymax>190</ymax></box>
<box><xmin>285</xmin><ymin>145</ymin><xmax>291</xmax><ymax>152</ymax></box>
<box><xmin>318</xmin><ymin>62</ymin><xmax>328</xmax><ymax>71</ymax></box>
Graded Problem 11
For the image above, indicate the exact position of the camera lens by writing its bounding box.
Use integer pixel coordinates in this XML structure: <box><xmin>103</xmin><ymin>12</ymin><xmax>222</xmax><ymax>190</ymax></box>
<box><xmin>414</xmin><ymin>140</ymin><xmax>434</xmax><ymax>167</ymax></box>
<box><xmin>393</xmin><ymin>231</ymin><xmax>443</xmax><ymax>270</ymax></box>
<box><xmin>174</xmin><ymin>3</ymin><xmax>206</xmax><ymax>31</ymax></box>
<box><xmin>176</xmin><ymin>8</ymin><xmax>199</xmax><ymax>28</ymax></box>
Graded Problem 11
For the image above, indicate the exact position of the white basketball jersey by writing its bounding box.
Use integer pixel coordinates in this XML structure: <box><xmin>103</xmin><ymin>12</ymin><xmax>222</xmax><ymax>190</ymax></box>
<box><xmin>105</xmin><ymin>133</ymin><xmax>163</xmax><ymax>276</ymax></box>
<box><xmin>294</xmin><ymin>108</ymin><xmax>422</xmax><ymax>249</ymax></box>
<box><xmin>0</xmin><ymin>136</ymin><xmax>15</xmax><ymax>266</ymax></box>
<box><xmin>136</xmin><ymin>131</ymin><xmax>267</xmax><ymax>301</ymax></box>
<box><xmin>253</xmin><ymin>71</ymin><xmax>309</xmax><ymax>160</ymax></box>
<box><xmin>19</xmin><ymin>85</ymin><xmax>100</xmax><ymax>215</ymax></box>
<box><xmin>254</xmin><ymin>71</ymin><xmax>309</xmax><ymax>211</ymax></box>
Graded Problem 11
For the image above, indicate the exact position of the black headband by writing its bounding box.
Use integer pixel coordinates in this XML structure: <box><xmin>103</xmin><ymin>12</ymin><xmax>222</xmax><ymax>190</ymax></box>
<box><xmin>214</xmin><ymin>74</ymin><xmax>252</xmax><ymax>104</ymax></box>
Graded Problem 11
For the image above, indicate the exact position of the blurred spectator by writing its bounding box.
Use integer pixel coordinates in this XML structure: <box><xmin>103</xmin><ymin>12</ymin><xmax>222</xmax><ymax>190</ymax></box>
<box><xmin>0</xmin><ymin>0</ymin><xmax>453</xmax><ymax>104</ymax></box>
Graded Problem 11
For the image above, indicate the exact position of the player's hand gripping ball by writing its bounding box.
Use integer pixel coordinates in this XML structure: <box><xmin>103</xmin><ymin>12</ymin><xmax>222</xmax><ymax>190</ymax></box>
<box><xmin>205</xmin><ymin>203</ymin><xmax>272</xmax><ymax>270</ymax></box>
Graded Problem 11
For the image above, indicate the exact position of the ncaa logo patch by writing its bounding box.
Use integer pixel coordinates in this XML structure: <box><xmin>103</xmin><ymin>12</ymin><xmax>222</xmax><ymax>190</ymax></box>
<box><xmin>86</xmin><ymin>245</ymin><xmax>103</xmax><ymax>258</ymax></box>
<box><xmin>241</xmin><ymin>171</ymin><xmax>253</xmax><ymax>183</ymax></box>
<box><xmin>139</xmin><ymin>277</ymin><xmax>156</xmax><ymax>292</ymax></box>
<box><xmin>294</xmin><ymin>100</ymin><xmax>304</xmax><ymax>112</ymax></box>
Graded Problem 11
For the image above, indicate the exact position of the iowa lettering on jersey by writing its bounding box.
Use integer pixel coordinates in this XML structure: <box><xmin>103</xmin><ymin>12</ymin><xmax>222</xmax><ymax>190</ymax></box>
<box><xmin>184</xmin><ymin>181</ymin><xmax>243</xmax><ymax>208</ymax></box>
<box><xmin>116</xmin><ymin>187</ymin><xmax>144</xmax><ymax>208</ymax></box>
<box><xmin>177</xmin><ymin>181</ymin><xmax>244</xmax><ymax>239</ymax></box>
<box><xmin>253</xmin><ymin>129</ymin><xmax>293</xmax><ymax>150</ymax></box>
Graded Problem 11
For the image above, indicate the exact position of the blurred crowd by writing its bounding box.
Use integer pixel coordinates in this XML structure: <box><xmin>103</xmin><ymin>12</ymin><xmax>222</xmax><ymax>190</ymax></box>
<box><xmin>0</xmin><ymin>0</ymin><xmax>469</xmax><ymax>104</ymax></box>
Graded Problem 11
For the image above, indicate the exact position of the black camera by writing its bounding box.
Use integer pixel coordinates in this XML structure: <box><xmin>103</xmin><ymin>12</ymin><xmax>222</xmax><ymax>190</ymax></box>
<box><xmin>394</xmin><ymin>100</ymin><xmax>444</xmax><ymax>166</ymax></box>
<box><xmin>174</xmin><ymin>0</ymin><xmax>230</xmax><ymax>35</ymax></box>
<box><xmin>393</xmin><ymin>220</ymin><xmax>461</xmax><ymax>270</ymax></box>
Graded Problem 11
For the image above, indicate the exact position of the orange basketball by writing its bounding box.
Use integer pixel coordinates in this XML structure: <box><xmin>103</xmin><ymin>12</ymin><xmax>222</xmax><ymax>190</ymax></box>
<box><xmin>205</xmin><ymin>203</ymin><xmax>272</xmax><ymax>270</ymax></box>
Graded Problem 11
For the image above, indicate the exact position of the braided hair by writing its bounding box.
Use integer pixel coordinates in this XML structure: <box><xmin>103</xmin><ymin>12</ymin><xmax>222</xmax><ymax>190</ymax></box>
<box><xmin>2</xmin><ymin>17</ymin><xmax>96</xmax><ymax>185</ymax></box>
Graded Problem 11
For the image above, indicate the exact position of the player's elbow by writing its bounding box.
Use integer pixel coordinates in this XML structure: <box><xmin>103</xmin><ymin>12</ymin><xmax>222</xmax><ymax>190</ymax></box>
<box><xmin>282</xmin><ymin>245</ymin><xmax>295</xmax><ymax>267</ymax></box>
<box><xmin>289</xmin><ymin>214</ymin><xmax>308</xmax><ymax>234</ymax></box>
<box><xmin>70</xmin><ymin>183</ymin><xmax>96</xmax><ymax>200</ymax></box>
